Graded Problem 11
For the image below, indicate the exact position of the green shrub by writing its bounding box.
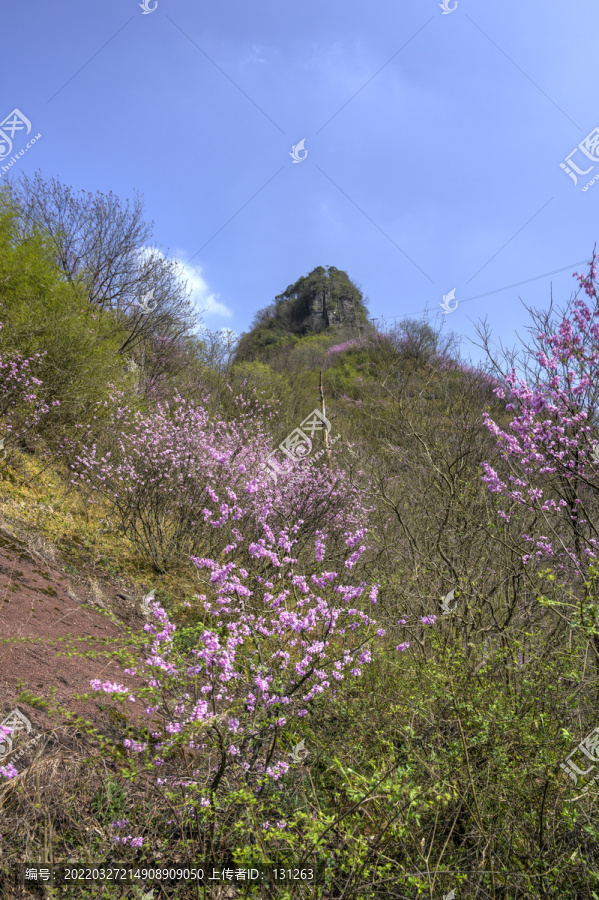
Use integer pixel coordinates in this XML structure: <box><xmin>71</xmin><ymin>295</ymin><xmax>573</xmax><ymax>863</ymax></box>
<box><xmin>0</xmin><ymin>189</ymin><xmax>136</xmax><ymax>447</ymax></box>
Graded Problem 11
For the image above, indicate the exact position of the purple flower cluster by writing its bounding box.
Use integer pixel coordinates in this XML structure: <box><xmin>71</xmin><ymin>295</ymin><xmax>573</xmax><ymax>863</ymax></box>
<box><xmin>0</xmin><ymin>724</ymin><xmax>18</xmax><ymax>780</ymax></box>
<box><xmin>327</xmin><ymin>338</ymin><xmax>369</xmax><ymax>356</ymax></box>
<box><xmin>326</xmin><ymin>334</ymin><xmax>387</xmax><ymax>356</ymax></box>
<box><xmin>481</xmin><ymin>254</ymin><xmax>599</xmax><ymax>575</ymax></box>
<box><xmin>67</xmin><ymin>391</ymin><xmax>373</xmax><ymax>571</ymax></box>
<box><xmin>88</xmin><ymin>524</ymin><xmax>390</xmax><ymax>803</ymax></box>
<box><xmin>0</xmin><ymin>332</ymin><xmax>60</xmax><ymax>457</ymax></box>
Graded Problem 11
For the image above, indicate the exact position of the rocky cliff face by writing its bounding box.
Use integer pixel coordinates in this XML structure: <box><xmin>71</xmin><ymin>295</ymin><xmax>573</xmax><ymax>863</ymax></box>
<box><xmin>306</xmin><ymin>275</ymin><xmax>359</xmax><ymax>330</ymax></box>
<box><xmin>275</xmin><ymin>266</ymin><xmax>365</xmax><ymax>333</ymax></box>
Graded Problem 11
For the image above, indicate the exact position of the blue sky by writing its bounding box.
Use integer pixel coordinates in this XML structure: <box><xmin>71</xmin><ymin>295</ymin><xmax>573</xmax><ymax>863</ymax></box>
<box><xmin>2</xmin><ymin>0</ymin><xmax>598</xmax><ymax>366</ymax></box>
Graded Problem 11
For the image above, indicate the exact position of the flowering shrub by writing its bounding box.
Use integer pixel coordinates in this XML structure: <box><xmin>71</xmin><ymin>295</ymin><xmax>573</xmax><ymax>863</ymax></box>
<box><xmin>0</xmin><ymin>325</ymin><xmax>60</xmax><ymax>462</ymax></box>
<box><xmin>70</xmin><ymin>386</ymin><xmax>429</xmax><ymax>847</ymax></box>
<box><xmin>326</xmin><ymin>334</ymin><xmax>387</xmax><ymax>357</ymax></box>
<box><xmin>68</xmin><ymin>390</ymin><xmax>374</xmax><ymax>572</ymax></box>
<box><xmin>432</xmin><ymin>354</ymin><xmax>502</xmax><ymax>390</ymax></box>
<box><xmin>327</xmin><ymin>338</ymin><xmax>369</xmax><ymax>356</ymax></box>
<box><xmin>86</xmin><ymin>518</ymin><xmax>429</xmax><ymax>852</ymax></box>
<box><xmin>480</xmin><ymin>254</ymin><xmax>599</xmax><ymax>578</ymax></box>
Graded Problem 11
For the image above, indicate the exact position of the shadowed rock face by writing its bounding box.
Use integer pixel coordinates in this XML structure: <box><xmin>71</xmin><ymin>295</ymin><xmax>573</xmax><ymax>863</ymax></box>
<box><xmin>276</xmin><ymin>266</ymin><xmax>364</xmax><ymax>334</ymax></box>
<box><xmin>306</xmin><ymin>278</ymin><xmax>359</xmax><ymax>330</ymax></box>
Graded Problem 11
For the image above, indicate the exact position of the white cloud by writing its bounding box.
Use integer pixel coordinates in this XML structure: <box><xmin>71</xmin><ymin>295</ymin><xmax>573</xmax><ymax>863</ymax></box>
<box><xmin>174</xmin><ymin>256</ymin><xmax>233</xmax><ymax>319</ymax></box>
<box><xmin>138</xmin><ymin>247</ymin><xmax>233</xmax><ymax>319</ymax></box>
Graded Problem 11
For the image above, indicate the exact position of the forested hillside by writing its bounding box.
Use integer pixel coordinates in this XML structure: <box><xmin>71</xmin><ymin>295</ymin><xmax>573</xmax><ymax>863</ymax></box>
<box><xmin>1</xmin><ymin>175</ymin><xmax>599</xmax><ymax>899</ymax></box>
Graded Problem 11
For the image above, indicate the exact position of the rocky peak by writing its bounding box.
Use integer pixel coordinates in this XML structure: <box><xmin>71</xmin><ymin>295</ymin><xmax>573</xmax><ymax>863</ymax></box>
<box><xmin>233</xmin><ymin>266</ymin><xmax>371</xmax><ymax>364</ymax></box>
<box><xmin>274</xmin><ymin>266</ymin><xmax>365</xmax><ymax>333</ymax></box>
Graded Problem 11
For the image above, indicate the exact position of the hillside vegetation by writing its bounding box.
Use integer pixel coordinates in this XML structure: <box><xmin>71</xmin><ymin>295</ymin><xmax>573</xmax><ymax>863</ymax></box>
<box><xmin>1</xmin><ymin>175</ymin><xmax>599</xmax><ymax>899</ymax></box>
